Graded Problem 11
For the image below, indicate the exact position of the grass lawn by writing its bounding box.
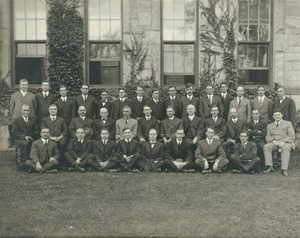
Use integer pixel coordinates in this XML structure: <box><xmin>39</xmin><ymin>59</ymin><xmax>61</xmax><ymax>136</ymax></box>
<box><xmin>0</xmin><ymin>150</ymin><xmax>299</xmax><ymax>238</ymax></box>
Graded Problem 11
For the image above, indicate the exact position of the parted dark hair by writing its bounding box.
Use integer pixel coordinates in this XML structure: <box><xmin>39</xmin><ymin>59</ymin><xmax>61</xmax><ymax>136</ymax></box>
<box><xmin>118</xmin><ymin>87</ymin><xmax>126</xmax><ymax>92</ymax></box>
<box><xmin>273</xmin><ymin>108</ymin><xmax>282</xmax><ymax>114</ymax></box>
<box><xmin>168</xmin><ymin>85</ymin><xmax>176</xmax><ymax>90</ymax></box>
<box><xmin>185</xmin><ymin>83</ymin><xmax>194</xmax><ymax>88</ymax></box>
<box><xmin>100</xmin><ymin>128</ymin><xmax>110</xmax><ymax>134</ymax></box>
<box><xmin>206</xmin><ymin>126</ymin><xmax>215</xmax><ymax>132</ymax></box>
<box><xmin>239</xmin><ymin>130</ymin><xmax>249</xmax><ymax>136</ymax></box>
<box><xmin>151</xmin><ymin>88</ymin><xmax>159</xmax><ymax>94</ymax></box>
<box><xmin>123</xmin><ymin>127</ymin><xmax>131</xmax><ymax>132</ymax></box>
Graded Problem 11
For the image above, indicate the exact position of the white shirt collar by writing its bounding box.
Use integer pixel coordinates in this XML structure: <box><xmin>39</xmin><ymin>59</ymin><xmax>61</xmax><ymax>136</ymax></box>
<box><xmin>170</xmin><ymin>96</ymin><xmax>175</xmax><ymax>100</ymax></box>
<box><xmin>125</xmin><ymin>138</ymin><xmax>131</xmax><ymax>143</ymax></box>
<box><xmin>102</xmin><ymin>139</ymin><xmax>107</xmax><ymax>144</ymax></box>
<box><xmin>20</xmin><ymin>90</ymin><xmax>27</xmax><ymax>97</ymax></box>
<box><xmin>206</xmin><ymin>138</ymin><xmax>213</xmax><ymax>144</ymax></box>
<box><xmin>41</xmin><ymin>138</ymin><xmax>48</xmax><ymax>144</ymax></box>
<box><xmin>120</xmin><ymin>97</ymin><xmax>125</xmax><ymax>102</ymax></box>
<box><xmin>50</xmin><ymin>115</ymin><xmax>56</xmax><ymax>120</ymax></box>
<box><xmin>82</xmin><ymin>94</ymin><xmax>88</xmax><ymax>99</ymax></box>
<box><xmin>232</xmin><ymin>118</ymin><xmax>237</xmax><ymax>123</ymax></box>
<box><xmin>80</xmin><ymin>116</ymin><xmax>85</xmax><ymax>120</ymax></box>
<box><xmin>78</xmin><ymin>139</ymin><xmax>84</xmax><ymax>143</ymax></box>
<box><xmin>150</xmin><ymin>140</ymin><xmax>156</xmax><ymax>144</ymax></box>
<box><xmin>137</xmin><ymin>96</ymin><xmax>143</xmax><ymax>100</ymax></box>
<box><xmin>188</xmin><ymin>114</ymin><xmax>195</xmax><ymax>120</ymax></box>
<box><xmin>176</xmin><ymin>139</ymin><xmax>182</xmax><ymax>145</ymax></box>
<box><xmin>43</xmin><ymin>91</ymin><xmax>49</xmax><ymax>96</ymax></box>
<box><xmin>102</xmin><ymin>99</ymin><xmax>108</xmax><ymax>104</ymax></box>
<box><xmin>222</xmin><ymin>92</ymin><xmax>227</xmax><ymax>96</ymax></box>
<box><xmin>153</xmin><ymin>98</ymin><xmax>158</xmax><ymax>103</ymax></box>
<box><xmin>169</xmin><ymin>116</ymin><xmax>175</xmax><ymax>121</ymax></box>
<box><xmin>254</xmin><ymin>119</ymin><xmax>259</xmax><ymax>124</ymax></box>
<box><xmin>22</xmin><ymin>115</ymin><xmax>28</xmax><ymax>121</ymax></box>
<box><xmin>61</xmin><ymin>96</ymin><xmax>67</xmax><ymax>101</ymax></box>
<box><xmin>213</xmin><ymin>116</ymin><xmax>218</xmax><ymax>121</ymax></box>
<box><xmin>146</xmin><ymin>116</ymin><xmax>151</xmax><ymax>120</ymax></box>
<box><xmin>187</xmin><ymin>95</ymin><xmax>193</xmax><ymax>100</ymax></box>
<box><xmin>281</xmin><ymin>96</ymin><xmax>286</xmax><ymax>101</ymax></box>
<box><xmin>258</xmin><ymin>95</ymin><xmax>265</xmax><ymax>100</ymax></box>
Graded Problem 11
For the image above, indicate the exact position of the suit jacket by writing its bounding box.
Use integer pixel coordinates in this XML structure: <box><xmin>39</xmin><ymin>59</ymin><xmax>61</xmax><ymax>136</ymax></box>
<box><xmin>111</xmin><ymin>98</ymin><xmax>131</xmax><ymax>120</ymax></box>
<box><xmin>220</xmin><ymin>93</ymin><xmax>234</xmax><ymax>121</ymax></box>
<box><xmin>137</xmin><ymin>116</ymin><xmax>160</xmax><ymax>140</ymax></box>
<box><xmin>165</xmin><ymin>138</ymin><xmax>193</xmax><ymax>163</ymax></box>
<box><xmin>95</xmin><ymin>100</ymin><xmax>112</xmax><ymax>119</ymax></box>
<box><xmin>232</xmin><ymin>141</ymin><xmax>258</xmax><ymax>161</ymax></box>
<box><xmin>12</xmin><ymin>116</ymin><xmax>39</xmax><ymax>141</ymax></box>
<box><xmin>180</xmin><ymin>96</ymin><xmax>200</xmax><ymax>118</ymax></box>
<box><xmin>141</xmin><ymin>141</ymin><xmax>165</xmax><ymax>161</ymax></box>
<box><xmin>92</xmin><ymin>118</ymin><xmax>116</xmax><ymax>140</ymax></box>
<box><xmin>266</xmin><ymin>120</ymin><xmax>295</xmax><ymax>143</ymax></box>
<box><xmin>195</xmin><ymin>138</ymin><xmax>226</xmax><ymax>162</ymax></box>
<box><xmin>74</xmin><ymin>94</ymin><xmax>96</xmax><ymax>119</ymax></box>
<box><xmin>274</xmin><ymin>97</ymin><xmax>296</xmax><ymax>126</ymax></box>
<box><xmin>147</xmin><ymin>98</ymin><xmax>164</xmax><ymax>121</ymax></box>
<box><xmin>199</xmin><ymin>95</ymin><xmax>224</xmax><ymax>119</ymax></box>
<box><xmin>247</xmin><ymin>120</ymin><xmax>267</xmax><ymax>143</ymax></box>
<box><xmin>54</xmin><ymin>97</ymin><xmax>76</xmax><ymax>126</ymax></box>
<box><xmin>229</xmin><ymin>97</ymin><xmax>251</xmax><ymax>124</ymax></box>
<box><xmin>204</xmin><ymin>117</ymin><xmax>226</xmax><ymax>141</ymax></box>
<box><xmin>30</xmin><ymin>139</ymin><xmax>60</xmax><ymax>164</ymax></box>
<box><xmin>130</xmin><ymin>97</ymin><xmax>148</xmax><ymax>119</ymax></box>
<box><xmin>116</xmin><ymin>139</ymin><xmax>141</xmax><ymax>159</ymax></box>
<box><xmin>115</xmin><ymin>117</ymin><xmax>138</xmax><ymax>140</ymax></box>
<box><xmin>225</xmin><ymin>119</ymin><xmax>246</xmax><ymax>142</ymax></box>
<box><xmin>93</xmin><ymin>140</ymin><xmax>116</xmax><ymax>163</ymax></box>
<box><xmin>69</xmin><ymin>117</ymin><xmax>94</xmax><ymax>138</ymax></box>
<box><xmin>41</xmin><ymin>116</ymin><xmax>68</xmax><ymax>137</ymax></box>
<box><xmin>251</xmin><ymin>96</ymin><xmax>273</xmax><ymax>122</ymax></box>
<box><xmin>182</xmin><ymin>115</ymin><xmax>204</xmax><ymax>140</ymax></box>
<box><xmin>10</xmin><ymin>91</ymin><xmax>36</xmax><ymax>119</ymax></box>
<box><xmin>66</xmin><ymin>138</ymin><xmax>93</xmax><ymax>160</ymax></box>
<box><xmin>35</xmin><ymin>93</ymin><xmax>57</xmax><ymax>123</ymax></box>
<box><xmin>163</xmin><ymin>96</ymin><xmax>181</xmax><ymax>119</ymax></box>
<box><xmin>160</xmin><ymin>117</ymin><xmax>183</xmax><ymax>140</ymax></box>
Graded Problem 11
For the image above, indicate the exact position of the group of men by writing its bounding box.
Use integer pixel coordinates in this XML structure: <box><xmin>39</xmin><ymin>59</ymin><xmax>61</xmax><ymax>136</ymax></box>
<box><xmin>10</xmin><ymin>79</ymin><xmax>296</xmax><ymax>176</ymax></box>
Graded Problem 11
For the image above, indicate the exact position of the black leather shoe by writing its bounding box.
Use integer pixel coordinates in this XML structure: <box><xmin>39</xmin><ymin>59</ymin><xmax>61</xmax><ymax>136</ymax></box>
<box><xmin>264</xmin><ymin>166</ymin><xmax>274</xmax><ymax>174</ymax></box>
<box><xmin>44</xmin><ymin>169</ymin><xmax>58</xmax><ymax>174</ymax></box>
<box><xmin>202</xmin><ymin>169</ymin><xmax>211</xmax><ymax>174</ymax></box>
<box><xmin>281</xmin><ymin>169</ymin><xmax>288</xmax><ymax>176</ymax></box>
<box><xmin>232</xmin><ymin>169</ymin><xmax>242</xmax><ymax>174</ymax></box>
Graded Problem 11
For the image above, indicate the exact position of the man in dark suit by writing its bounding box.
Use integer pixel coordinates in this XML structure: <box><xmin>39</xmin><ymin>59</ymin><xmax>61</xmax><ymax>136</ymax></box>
<box><xmin>10</xmin><ymin>79</ymin><xmax>36</xmax><ymax>119</ymax></box>
<box><xmin>69</xmin><ymin>106</ymin><xmax>94</xmax><ymax>138</ymax></box>
<box><xmin>228</xmin><ymin>86</ymin><xmax>251</xmax><ymax>124</ymax></box>
<box><xmin>163</xmin><ymin>86</ymin><xmax>181</xmax><ymax>119</ymax></box>
<box><xmin>199</xmin><ymin>84</ymin><xmax>224</xmax><ymax>119</ymax></box>
<box><xmin>25</xmin><ymin>128</ymin><xmax>60</xmax><ymax>173</ymax></box>
<box><xmin>41</xmin><ymin>104</ymin><xmax>68</xmax><ymax>155</ymax></box>
<box><xmin>251</xmin><ymin>86</ymin><xmax>273</xmax><ymax>123</ymax></box>
<box><xmin>95</xmin><ymin>90</ymin><xmax>112</xmax><ymax>119</ymax></box>
<box><xmin>147</xmin><ymin>88</ymin><xmax>164</xmax><ymax>121</ymax></box>
<box><xmin>204</xmin><ymin>106</ymin><xmax>226</xmax><ymax>142</ymax></box>
<box><xmin>263</xmin><ymin>109</ymin><xmax>295</xmax><ymax>176</ymax></box>
<box><xmin>87</xmin><ymin>128</ymin><xmax>120</xmax><ymax>171</ymax></box>
<box><xmin>141</xmin><ymin>129</ymin><xmax>166</xmax><ymax>172</ymax></box>
<box><xmin>115</xmin><ymin>106</ymin><xmax>138</xmax><ymax>141</ymax></box>
<box><xmin>219</xmin><ymin>82</ymin><xmax>234</xmax><ymax>121</ymax></box>
<box><xmin>64</xmin><ymin>128</ymin><xmax>93</xmax><ymax>172</ymax></box>
<box><xmin>12</xmin><ymin>104</ymin><xmax>39</xmax><ymax>170</ymax></box>
<box><xmin>93</xmin><ymin>107</ymin><xmax>115</xmax><ymax>141</ymax></box>
<box><xmin>180</xmin><ymin>83</ymin><xmax>200</xmax><ymax>118</ymax></box>
<box><xmin>222</xmin><ymin>108</ymin><xmax>246</xmax><ymax>159</ymax></box>
<box><xmin>230</xmin><ymin>131</ymin><xmax>260</xmax><ymax>174</ymax></box>
<box><xmin>54</xmin><ymin>85</ymin><xmax>76</xmax><ymax>126</ymax></box>
<box><xmin>74</xmin><ymin>84</ymin><xmax>96</xmax><ymax>119</ymax></box>
<box><xmin>137</xmin><ymin>105</ymin><xmax>160</xmax><ymax>142</ymax></box>
<box><xmin>160</xmin><ymin>106</ymin><xmax>183</xmax><ymax>144</ymax></box>
<box><xmin>195</xmin><ymin>127</ymin><xmax>228</xmax><ymax>173</ymax></box>
<box><xmin>111</xmin><ymin>88</ymin><xmax>131</xmax><ymax>120</ymax></box>
<box><xmin>183</xmin><ymin>104</ymin><xmax>204</xmax><ymax>145</ymax></box>
<box><xmin>35</xmin><ymin>81</ymin><xmax>56</xmax><ymax>126</ymax></box>
<box><xmin>274</xmin><ymin>87</ymin><xmax>296</xmax><ymax>127</ymax></box>
<box><xmin>247</xmin><ymin>109</ymin><xmax>267</xmax><ymax>168</ymax></box>
<box><xmin>130</xmin><ymin>86</ymin><xmax>147</xmax><ymax>119</ymax></box>
<box><xmin>164</xmin><ymin>129</ymin><xmax>194</xmax><ymax>172</ymax></box>
<box><xmin>115</xmin><ymin>128</ymin><xmax>146</xmax><ymax>171</ymax></box>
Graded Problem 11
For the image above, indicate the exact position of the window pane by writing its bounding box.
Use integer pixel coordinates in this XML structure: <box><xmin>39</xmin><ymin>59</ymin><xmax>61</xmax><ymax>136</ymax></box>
<box><xmin>90</xmin><ymin>43</ymin><xmax>120</xmax><ymax>60</ymax></box>
<box><xmin>15</xmin><ymin>20</ymin><xmax>26</xmax><ymax>40</ymax></box>
<box><xmin>238</xmin><ymin>45</ymin><xmax>248</xmax><ymax>68</ymax></box>
<box><xmin>26</xmin><ymin>20</ymin><xmax>37</xmax><ymax>40</ymax></box>
<box><xmin>36</xmin><ymin>0</ymin><xmax>46</xmax><ymax>19</ymax></box>
<box><xmin>258</xmin><ymin>45</ymin><xmax>268</xmax><ymax>67</ymax></box>
<box><xmin>259</xmin><ymin>25</ymin><xmax>269</xmax><ymax>41</ymax></box>
<box><xmin>26</xmin><ymin>44</ymin><xmax>37</xmax><ymax>55</ymax></box>
<box><xmin>249</xmin><ymin>0</ymin><xmax>258</xmax><ymax>23</ymax></box>
<box><xmin>15</xmin><ymin>0</ymin><xmax>25</xmax><ymax>19</ymax></box>
<box><xmin>164</xmin><ymin>51</ymin><xmax>174</xmax><ymax>72</ymax></box>
<box><xmin>164</xmin><ymin>75</ymin><xmax>194</xmax><ymax>85</ymax></box>
<box><xmin>16</xmin><ymin>58</ymin><xmax>45</xmax><ymax>84</ymax></box>
<box><xmin>89</xmin><ymin>20</ymin><xmax>100</xmax><ymax>40</ymax></box>
<box><xmin>100</xmin><ymin>20</ymin><xmax>110</xmax><ymax>39</ymax></box>
<box><xmin>90</xmin><ymin>61</ymin><xmax>120</xmax><ymax>85</ymax></box>
<box><xmin>111</xmin><ymin>20</ymin><xmax>121</xmax><ymax>40</ymax></box>
<box><xmin>89</xmin><ymin>0</ymin><xmax>100</xmax><ymax>19</ymax></box>
<box><xmin>248</xmin><ymin>25</ymin><xmax>258</xmax><ymax>41</ymax></box>
<box><xmin>174</xmin><ymin>20</ymin><xmax>185</xmax><ymax>40</ymax></box>
<box><xmin>174</xmin><ymin>0</ymin><xmax>184</xmax><ymax>19</ymax></box>
<box><xmin>174</xmin><ymin>51</ymin><xmax>184</xmax><ymax>73</ymax></box>
<box><xmin>163</xmin><ymin>0</ymin><xmax>174</xmax><ymax>19</ymax></box>
<box><xmin>36</xmin><ymin>20</ymin><xmax>46</xmax><ymax>40</ymax></box>
<box><xmin>37</xmin><ymin>43</ymin><xmax>46</xmax><ymax>55</ymax></box>
<box><xmin>99</xmin><ymin>0</ymin><xmax>110</xmax><ymax>19</ymax></box>
<box><xmin>260</xmin><ymin>0</ymin><xmax>269</xmax><ymax>23</ymax></box>
<box><xmin>111</xmin><ymin>0</ymin><xmax>121</xmax><ymax>19</ymax></box>
<box><xmin>163</xmin><ymin>20</ymin><xmax>174</xmax><ymax>40</ymax></box>
<box><xmin>185</xmin><ymin>0</ymin><xmax>195</xmax><ymax>20</ymax></box>
<box><xmin>238</xmin><ymin>69</ymin><xmax>268</xmax><ymax>85</ymax></box>
<box><xmin>164</xmin><ymin>44</ymin><xmax>174</xmax><ymax>52</ymax></box>
<box><xmin>17</xmin><ymin>44</ymin><xmax>27</xmax><ymax>55</ymax></box>
<box><xmin>238</xmin><ymin>25</ymin><xmax>248</xmax><ymax>41</ymax></box>
<box><xmin>184</xmin><ymin>19</ymin><xmax>195</xmax><ymax>40</ymax></box>
<box><xmin>248</xmin><ymin>45</ymin><xmax>258</xmax><ymax>67</ymax></box>
<box><xmin>25</xmin><ymin>0</ymin><xmax>36</xmax><ymax>19</ymax></box>
<box><xmin>185</xmin><ymin>52</ymin><xmax>194</xmax><ymax>73</ymax></box>
<box><xmin>239</xmin><ymin>0</ymin><xmax>248</xmax><ymax>23</ymax></box>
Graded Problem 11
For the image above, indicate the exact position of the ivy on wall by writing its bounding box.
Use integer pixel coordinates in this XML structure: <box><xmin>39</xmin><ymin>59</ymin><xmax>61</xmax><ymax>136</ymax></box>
<box><xmin>199</xmin><ymin>0</ymin><xmax>239</xmax><ymax>93</ymax></box>
<box><xmin>47</xmin><ymin>0</ymin><xmax>84</xmax><ymax>94</ymax></box>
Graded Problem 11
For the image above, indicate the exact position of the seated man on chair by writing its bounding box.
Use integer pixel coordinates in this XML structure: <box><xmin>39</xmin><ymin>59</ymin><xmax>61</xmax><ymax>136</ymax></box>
<box><xmin>263</xmin><ymin>109</ymin><xmax>295</xmax><ymax>176</ymax></box>
<box><xmin>12</xmin><ymin>104</ymin><xmax>39</xmax><ymax>170</ymax></box>
<box><xmin>195</xmin><ymin>127</ymin><xmax>228</xmax><ymax>174</ymax></box>
<box><xmin>25</xmin><ymin>128</ymin><xmax>59</xmax><ymax>173</ymax></box>
<box><xmin>230</xmin><ymin>131</ymin><xmax>260</xmax><ymax>174</ymax></box>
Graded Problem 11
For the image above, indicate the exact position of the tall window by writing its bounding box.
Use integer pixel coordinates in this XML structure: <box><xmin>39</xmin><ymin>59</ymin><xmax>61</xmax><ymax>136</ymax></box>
<box><xmin>237</xmin><ymin>0</ymin><xmax>271</xmax><ymax>85</ymax></box>
<box><xmin>162</xmin><ymin>0</ymin><xmax>196</xmax><ymax>86</ymax></box>
<box><xmin>88</xmin><ymin>0</ymin><xmax>121</xmax><ymax>85</ymax></box>
<box><xmin>14</xmin><ymin>0</ymin><xmax>47</xmax><ymax>84</ymax></box>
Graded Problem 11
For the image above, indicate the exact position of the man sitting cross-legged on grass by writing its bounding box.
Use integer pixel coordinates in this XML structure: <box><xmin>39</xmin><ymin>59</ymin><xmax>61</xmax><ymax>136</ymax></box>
<box><xmin>195</xmin><ymin>127</ymin><xmax>228</xmax><ymax>174</ymax></box>
<box><xmin>87</xmin><ymin>128</ymin><xmax>121</xmax><ymax>172</ymax></box>
<box><xmin>25</xmin><ymin>128</ymin><xmax>59</xmax><ymax>173</ymax></box>
<box><xmin>140</xmin><ymin>128</ymin><xmax>166</xmax><ymax>172</ymax></box>
<box><xmin>164</xmin><ymin>129</ymin><xmax>194</xmax><ymax>172</ymax></box>
<box><xmin>64</xmin><ymin>128</ymin><xmax>93</xmax><ymax>173</ymax></box>
<box><xmin>229</xmin><ymin>131</ymin><xmax>260</xmax><ymax>174</ymax></box>
<box><xmin>115</xmin><ymin>128</ymin><xmax>146</xmax><ymax>172</ymax></box>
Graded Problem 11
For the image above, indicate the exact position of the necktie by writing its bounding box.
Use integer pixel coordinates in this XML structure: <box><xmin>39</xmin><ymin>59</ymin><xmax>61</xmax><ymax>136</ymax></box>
<box><xmin>150</xmin><ymin>142</ymin><xmax>155</xmax><ymax>149</ymax></box>
<box><xmin>238</xmin><ymin>97</ymin><xmax>242</xmax><ymax>106</ymax></box>
<box><xmin>276</xmin><ymin>122</ymin><xmax>279</xmax><ymax>127</ymax></box>
<box><xmin>213</xmin><ymin>117</ymin><xmax>217</xmax><ymax>123</ymax></box>
<box><xmin>209</xmin><ymin>95</ymin><xmax>212</xmax><ymax>104</ymax></box>
<box><xmin>242</xmin><ymin>143</ymin><xmax>246</xmax><ymax>149</ymax></box>
<box><xmin>52</xmin><ymin>116</ymin><xmax>55</xmax><ymax>121</ymax></box>
<box><xmin>45</xmin><ymin>140</ymin><xmax>49</xmax><ymax>161</ymax></box>
<box><xmin>259</xmin><ymin>97</ymin><xmax>263</xmax><ymax>104</ymax></box>
<box><xmin>280</xmin><ymin>99</ymin><xmax>283</xmax><ymax>104</ymax></box>
<box><xmin>146</xmin><ymin>117</ymin><xmax>150</xmax><ymax>121</ymax></box>
<box><xmin>189</xmin><ymin>116</ymin><xmax>192</xmax><ymax>121</ymax></box>
<box><xmin>208</xmin><ymin>140</ymin><xmax>211</xmax><ymax>146</ymax></box>
<box><xmin>24</xmin><ymin>117</ymin><xmax>28</xmax><ymax>123</ymax></box>
<box><xmin>222</xmin><ymin>94</ymin><xmax>225</xmax><ymax>99</ymax></box>
<box><xmin>125</xmin><ymin>140</ymin><xmax>130</xmax><ymax>156</ymax></box>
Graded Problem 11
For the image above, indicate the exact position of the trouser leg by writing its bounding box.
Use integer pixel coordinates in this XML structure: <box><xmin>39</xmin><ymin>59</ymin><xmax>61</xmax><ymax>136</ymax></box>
<box><xmin>194</xmin><ymin>159</ymin><xmax>205</xmax><ymax>171</ymax></box>
<box><xmin>229</xmin><ymin>156</ymin><xmax>244</xmax><ymax>170</ymax></box>
<box><xmin>64</xmin><ymin>152</ymin><xmax>77</xmax><ymax>166</ymax></box>
<box><xmin>280</xmin><ymin>143</ymin><xmax>292</xmax><ymax>170</ymax></box>
<box><xmin>43</xmin><ymin>160</ymin><xmax>59</xmax><ymax>170</ymax></box>
<box><xmin>222</xmin><ymin>141</ymin><xmax>234</xmax><ymax>159</ymax></box>
<box><xmin>263</xmin><ymin>143</ymin><xmax>277</xmax><ymax>167</ymax></box>
<box><xmin>217</xmin><ymin>158</ymin><xmax>229</xmax><ymax>170</ymax></box>
<box><xmin>25</xmin><ymin>160</ymin><xmax>37</xmax><ymax>171</ymax></box>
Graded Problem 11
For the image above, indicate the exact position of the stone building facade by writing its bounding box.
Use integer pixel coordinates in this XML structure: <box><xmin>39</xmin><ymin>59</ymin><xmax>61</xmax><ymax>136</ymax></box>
<box><xmin>0</xmin><ymin>0</ymin><xmax>300</xmax><ymax>108</ymax></box>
